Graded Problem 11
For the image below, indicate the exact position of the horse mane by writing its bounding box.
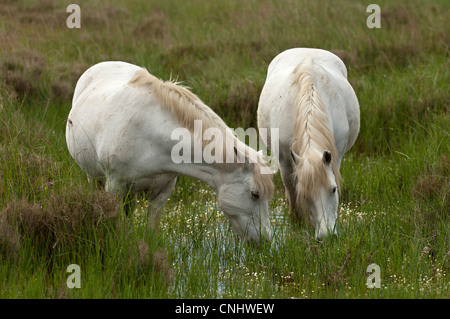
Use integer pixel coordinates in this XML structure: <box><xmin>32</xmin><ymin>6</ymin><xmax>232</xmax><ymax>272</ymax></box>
<box><xmin>128</xmin><ymin>68</ymin><xmax>230</xmax><ymax>135</ymax></box>
<box><xmin>128</xmin><ymin>68</ymin><xmax>273</xmax><ymax>199</ymax></box>
<box><xmin>291</xmin><ymin>58</ymin><xmax>340</xmax><ymax>208</ymax></box>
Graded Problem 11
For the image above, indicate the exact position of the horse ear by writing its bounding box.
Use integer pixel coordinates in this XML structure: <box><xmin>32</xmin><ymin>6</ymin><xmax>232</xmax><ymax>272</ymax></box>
<box><xmin>323</xmin><ymin>150</ymin><xmax>332</xmax><ymax>165</ymax></box>
<box><xmin>234</xmin><ymin>146</ymin><xmax>249</xmax><ymax>165</ymax></box>
<box><xmin>290</xmin><ymin>148</ymin><xmax>301</xmax><ymax>165</ymax></box>
<box><xmin>233</xmin><ymin>146</ymin><xmax>254</xmax><ymax>170</ymax></box>
<box><xmin>233</xmin><ymin>146</ymin><xmax>242</xmax><ymax>159</ymax></box>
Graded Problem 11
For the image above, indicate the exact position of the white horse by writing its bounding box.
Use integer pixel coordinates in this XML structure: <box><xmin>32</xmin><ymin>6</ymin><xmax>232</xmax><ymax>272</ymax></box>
<box><xmin>66</xmin><ymin>61</ymin><xmax>274</xmax><ymax>244</ymax></box>
<box><xmin>257</xmin><ymin>48</ymin><xmax>360</xmax><ymax>240</ymax></box>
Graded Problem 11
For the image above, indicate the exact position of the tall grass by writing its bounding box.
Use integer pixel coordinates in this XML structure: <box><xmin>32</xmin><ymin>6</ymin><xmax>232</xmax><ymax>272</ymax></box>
<box><xmin>1</xmin><ymin>0</ymin><xmax>448</xmax><ymax>298</ymax></box>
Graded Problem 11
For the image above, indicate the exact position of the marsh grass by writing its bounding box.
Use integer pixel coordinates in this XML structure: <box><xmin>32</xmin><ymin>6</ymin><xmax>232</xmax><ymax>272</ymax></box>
<box><xmin>1</xmin><ymin>0</ymin><xmax>448</xmax><ymax>298</ymax></box>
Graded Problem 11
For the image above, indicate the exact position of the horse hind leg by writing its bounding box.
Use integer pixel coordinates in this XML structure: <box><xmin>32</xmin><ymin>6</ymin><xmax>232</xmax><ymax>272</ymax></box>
<box><xmin>279</xmin><ymin>160</ymin><xmax>304</xmax><ymax>226</ymax></box>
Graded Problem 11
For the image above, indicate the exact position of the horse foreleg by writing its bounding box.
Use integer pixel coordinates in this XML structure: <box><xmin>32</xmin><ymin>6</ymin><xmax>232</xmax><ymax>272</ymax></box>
<box><xmin>279</xmin><ymin>160</ymin><xmax>304</xmax><ymax>226</ymax></box>
<box><xmin>147</xmin><ymin>177</ymin><xmax>177</xmax><ymax>231</ymax></box>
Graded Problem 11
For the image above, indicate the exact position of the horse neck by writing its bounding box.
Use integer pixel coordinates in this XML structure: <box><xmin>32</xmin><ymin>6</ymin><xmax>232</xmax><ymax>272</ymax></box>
<box><xmin>170</xmin><ymin>161</ymin><xmax>224</xmax><ymax>191</ymax></box>
<box><xmin>169</xmin><ymin>138</ymin><xmax>245</xmax><ymax>191</ymax></box>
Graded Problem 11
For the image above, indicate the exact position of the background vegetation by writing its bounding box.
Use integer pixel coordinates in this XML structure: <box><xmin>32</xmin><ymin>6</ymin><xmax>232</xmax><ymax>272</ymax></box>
<box><xmin>0</xmin><ymin>0</ymin><xmax>448</xmax><ymax>298</ymax></box>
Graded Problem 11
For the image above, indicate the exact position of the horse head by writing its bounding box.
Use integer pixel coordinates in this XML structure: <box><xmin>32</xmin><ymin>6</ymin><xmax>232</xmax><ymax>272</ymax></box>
<box><xmin>291</xmin><ymin>148</ymin><xmax>339</xmax><ymax>240</ymax></box>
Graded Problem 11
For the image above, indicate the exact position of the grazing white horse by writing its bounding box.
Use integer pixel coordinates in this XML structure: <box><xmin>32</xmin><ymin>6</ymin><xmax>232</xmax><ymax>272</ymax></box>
<box><xmin>257</xmin><ymin>48</ymin><xmax>360</xmax><ymax>240</ymax></box>
<box><xmin>66</xmin><ymin>61</ymin><xmax>274</xmax><ymax>244</ymax></box>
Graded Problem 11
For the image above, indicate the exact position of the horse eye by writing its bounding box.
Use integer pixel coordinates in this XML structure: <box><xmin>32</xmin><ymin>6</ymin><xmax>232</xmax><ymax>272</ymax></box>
<box><xmin>332</xmin><ymin>187</ymin><xmax>337</xmax><ymax>195</ymax></box>
<box><xmin>251</xmin><ymin>191</ymin><xmax>260</xmax><ymax>200</ymax></box>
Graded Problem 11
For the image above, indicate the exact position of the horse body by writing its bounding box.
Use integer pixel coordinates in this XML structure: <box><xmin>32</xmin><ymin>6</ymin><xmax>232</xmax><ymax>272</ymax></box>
<box><xmin>68</xmin><ymin>62</ymin><xmax>179</xmax><ymax>192</ymax></box>
<box><xmin>67</xmin><ymin>61</ymin><xmax>273</xmax><ymax>244</ymax></box>
<box><xmin>258</xmin><ymin>48</ymin><xmax>360</xmax><ymax>239</ymax></box>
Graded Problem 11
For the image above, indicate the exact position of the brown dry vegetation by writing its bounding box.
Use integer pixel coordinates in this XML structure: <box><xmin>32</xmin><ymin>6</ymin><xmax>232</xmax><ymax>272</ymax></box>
<box><xmin>0</xmin><ymin>185</ymin><xmax>118</xmax><ymax>261</ymax></box>
<box><xmin>133</xmin><ymin>8</ymin><xmax>171</xmax><ymax>44</ymax></box>
<box><xmin>152</xmin><ymin>247</ymin><xmax>174</xmax><ymax>284</ymax></box>
<box><xmin>413</xmin><ymin>154</ymin><xmax>450</xmax><ymax>215</ymax></box>
<box><xmin>0</xmin><ymin>216</ymin><xmax>20</xmax><ymax>259</ymax></box>
<box><xmin>1</xmin><ymin>50</ymin><xmax>46</xmax><ymax>97</ymax></box>
<box><xmin>129</xmin><ymin>240</ymin><xmax>174</xmax><ymax>284</ymax></box>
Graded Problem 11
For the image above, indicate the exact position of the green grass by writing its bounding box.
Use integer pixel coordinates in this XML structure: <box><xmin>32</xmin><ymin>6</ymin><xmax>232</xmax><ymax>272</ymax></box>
<box><xmin>0</xmin><ymin>0</ymin><xmax>449</xmax><ymax>298</ymax></box>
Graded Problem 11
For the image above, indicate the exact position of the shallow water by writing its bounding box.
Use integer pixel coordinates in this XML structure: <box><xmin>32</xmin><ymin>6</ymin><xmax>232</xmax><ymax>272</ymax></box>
<box><xmin>133</xmin><ymin>187</ymin><xmax>296</xmax><ymax>298</ymax></box>
<box><xmin>133</xmin><ymin>187</ymin><xmax>393</xmax><ymax>298</ymax></box>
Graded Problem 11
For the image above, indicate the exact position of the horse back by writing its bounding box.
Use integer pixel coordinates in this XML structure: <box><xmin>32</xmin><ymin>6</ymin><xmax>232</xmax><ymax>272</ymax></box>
<box><xmin>259</xmin><ymin>48</ymin><xmax>360</xmax><ymax>158</ymax></box>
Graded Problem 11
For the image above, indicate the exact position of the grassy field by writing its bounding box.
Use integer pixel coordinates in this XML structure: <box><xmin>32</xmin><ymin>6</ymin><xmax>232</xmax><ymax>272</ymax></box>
<box><xmin>0</xmin><ymin>0</ymin><xmax>448</xmax><ymax>298</ymax></box>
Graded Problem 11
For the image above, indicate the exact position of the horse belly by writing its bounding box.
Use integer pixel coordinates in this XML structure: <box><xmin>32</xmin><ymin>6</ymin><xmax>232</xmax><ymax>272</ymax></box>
<box><xmin>95</xmin><ymin>100</ymin><xmax>178</xmax><ymax>187</ymax></box>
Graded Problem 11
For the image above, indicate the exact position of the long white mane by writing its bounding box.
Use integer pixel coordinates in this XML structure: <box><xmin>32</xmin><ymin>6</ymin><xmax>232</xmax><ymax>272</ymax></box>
<box><xmin>291</xmin><ymin>58</ymin><xmax>341</xmax><ymax>208</ymax></box>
